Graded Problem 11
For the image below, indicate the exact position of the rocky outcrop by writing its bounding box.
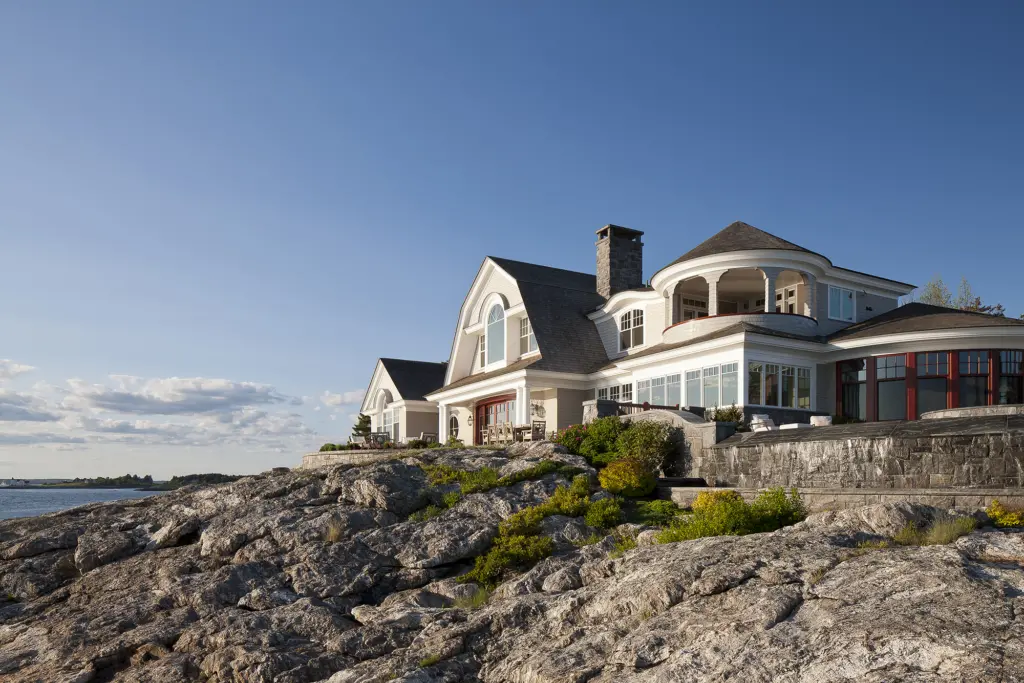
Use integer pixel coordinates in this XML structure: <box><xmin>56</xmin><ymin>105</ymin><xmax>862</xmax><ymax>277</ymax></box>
<box><xmin>2</xmin><ymin>443</ymin><xmax>1024</xmax><ymax>682</ymax></box>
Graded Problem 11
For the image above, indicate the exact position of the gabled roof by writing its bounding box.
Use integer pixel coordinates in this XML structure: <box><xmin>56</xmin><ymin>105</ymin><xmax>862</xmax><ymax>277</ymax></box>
<box><xmin>379</xmin><ymin>358</ymin><xmax>448</xmax><ymax>400</ymax></box>
<box><xmin>516</xmin><ymin>280</ymin><xmax>610</xmax><ymax>374</ymax></box>
<box><xmin>437</xmin><ymin>356</ymin><xmax>542</xmax><ymax>393</ymax></box>
<box><xmin>488</xmin><ymin>257</ymin><xmax>597</xmax><ymax>293</ymax></box>
<box><xmin>666</xmin><ymin>221</ymin><xmax>820</xmax><ymax>267</ymax></box>
<box><xmin>828</xmin><ymin>303</ymin><xmax>1024</xmax><ymax>342</ymax></box>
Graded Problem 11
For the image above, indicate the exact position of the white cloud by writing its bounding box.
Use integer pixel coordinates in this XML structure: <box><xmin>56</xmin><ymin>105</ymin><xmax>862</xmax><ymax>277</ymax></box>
<box><xmin>0</xmin><ymin>390</ymin><xmax>60</xmax><ymax>422</ymax></box>
<box><xmin>65</xmin><ymin>376</ymin><xmax>291</xmax><ymax>416</ymax></box>
<box><xmin>320</xmin><ymin>389</ymin><xmax>365</xmax><ymax>408</ymax></box>
<box><xmin>0</xmin><ymin>360</ymin><xmax>35</xmax><ymax>383</ymax></box>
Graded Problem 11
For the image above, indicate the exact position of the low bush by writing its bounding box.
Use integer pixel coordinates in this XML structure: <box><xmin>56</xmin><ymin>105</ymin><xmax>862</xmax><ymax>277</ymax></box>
<box><xmin>441</xmin><ymin>491</ymin><xmax>462</xmax><ymax>509</ymax></box>
<box><xmin>656</xmin><ymin>487</ymin><xmax>807</xmax><ymax>544</ymax></box>
<box><xmin>319</xmin><ymin>443</ymin><xmax>336</xmax><ymax>452</ymax></box>
<box><xmin>459</xmin><ymin>468</ymin><xmax>501</xmax><ymax>494</ymax></box>
<box><xmin>419</xmin><ymin>654</ymin><xmax>441</xmax><ymax>667</ymax></box>
<box><xmin>460</xmin><ymin>534</ymin><xmax>554</xmax><ymax>588</ymax></box>
<box><xmin>585</xmin><ymin>497</ymin><xmax>623</xmax><ymax>529</ymax></box>
<box><xmin>609</xmin><ymin>529</ymin><xmax>638</xmax><ymax>559</ymax></box>
<box><xmin>986</xmin><ymin>500</ymin><xmax>1024</xmax><ymax>528</ymax></box>
<box><xmin>452</xmin><ymin>587</ymin><xmax>491</xmax><ymax>609</ymax></box>
<box><xmin>707</xmin><ymin>404</ymin><xmax>744</xmax><ymax>423</ymax></box>
<box><xmin>632</xmin><ymin>499</ymin><xmax>682</xmax><ymax>526</ymax></box>
<box><xmin>408</xmin><ymin>505</ymin><xmax>445</xmax><ymax>522</ymax></box>
<box><xmin>894</xmin><ymin>517</ymin><xmax>977</xmax><ymax>546</ymax></box>
<box><xmin>407</xmin><ymin>439</ymin><xmax>429</xmax><ymax>449</ymax></box>
<box><xmin>590</xmin><ymin>450</ymin><xmax>623</xmax><ymax>467</ymax></box>
<box><xmin>614</xmin><ymin>420</ymin><xmax>672</xmax><ymax>473</ymax></box>
<box><xmin>552</xmin><ymin>424</ymin><xmax>588</xmax><ymax>455</ymax></box>
<box><xmin>422</xmin><ymin>461</ymin><xmax>560</xmax><ymax>495</ymax></box>
<box><xmin>578</xmin><ymin>416</ymin><xmax>625</xmax><ymax>461</ymax></box>
<box><xmin>599</xmin><ymin>459</ymin><xmax>656</xmax><ymax>497</ymax></box>
<box><xmin>499</xmin><ymin>505</ymin><xmax>548</xmax><ymax>537</ymax></box>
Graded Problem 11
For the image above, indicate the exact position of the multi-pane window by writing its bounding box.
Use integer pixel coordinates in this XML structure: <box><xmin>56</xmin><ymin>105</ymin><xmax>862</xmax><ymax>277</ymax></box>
<box><xmin>519</xmin><ymin>317</ymin><xmax>538</xmax><ymax>355</ymax></box>
<box><xmin>721</xmin><ymin>363</ymin><xmax>739</xmax><ymax>406</ymax></box>
<box><xmin>776</xmin><ymin>287</ymin><xmax>798</xmax><ymax>314</ymax></box>
<box><xmin>449</xmin><ymin>415</ymin><xmax>459</xmax><ymax>439</ymax></box>
<box><xmin>747</xmin><ymin>362</ymin><xmax>763</xmax><ymax>405</ymax></box>
<box><xmin>651</xmin><ymin>376</ymin><xmax>666</xmax><ymax>406</ymax></box>
<box><xmin>619</xmin><ymin>309</ymin><xmax>644</xmax><ymax>350</ymax></box>
<box><xmin>621</xmin><ymin>383</ymin><xmax>633</xmax><ymax>402</ymax></box>
<box><xmin>675</xmin><ymin>296</ymin><xmax>708</xmax><ymax>323</ymax></box>
<box><xmin>959</xmin><ymin>351</ymin><xmax>990</xmax><ymax>408</ymax></box>
<box><xmin>609</xmin><ymin>385</ymin><xmax>620</xmax><ymax>402</ymax></box>
<box><xmin>637</xmin><ymin>379</ymin><xmax>651</xmax><ymax>405</ymax></box>
<box><xmin>597</xmin><ymin>387</ymin><xmax>609</xmax><ymax>400</ymax></box>
<box><xmin>703</xmin><ymin>366</ymin><xmax>720</xmax><ymax>408</ymax></box>
<box><xmin>478</xmin><ymin>335</ymin><xmax>486</xmax><ymax>367</ymax></box>
<box><xmin>486</xmin><ymin>304</ymin><xmax>505</xmax><ymax>364</ymax></box>
<box><xmin>764</xmin><ymin>364</ymin><xmax>780</xmax><ymax>407</ymax></box>
<box><xmin>685</xmin><ymin>370</ymin><xmax>702</xmax><ymax>407</ymax></box>
<box><xmin>828</xmin><ymin>286</ymin><xmax>856</xmax><ymax>322</ymax></box>
<box><xmin>797</xmin><ymin>368</ymin><xmax>811</xmax><ymax>409</ymax></box>
<box><xmin>1000</xmin><ymin>351</ymin><xmax>1023</xmax><ymax>405</ymax></box>
<box><xmin>876</xmin><ymin>355</ymin><xmax>907</xmax><ymax>421</ymax></box>
<box><xmin>667</xmin><ymin>374</ymin><xmax>681</xmax><ymax>407</ymax></box>
<box><xmin>781</xmin><ymin>366</ymin><xmax>795</xmax><ymax>408</ymax></box>
<box><xmin>839</xmin><ymin>359</ymin><xmax>867</xmax><ymax>421</ymax></box>
<box><xmin>917</xmin><ymin>352</ymin><xmax>948</xmax><ymax>415</ymax></box>
<box><xmin>382</xmin><ymin>409</ymin><xmax>399</xmax><ymax>442</ymax></box>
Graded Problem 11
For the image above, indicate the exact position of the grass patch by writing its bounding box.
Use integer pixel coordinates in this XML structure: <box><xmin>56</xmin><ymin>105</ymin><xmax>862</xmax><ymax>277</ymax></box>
<box><xmin>656</xmin><ymin>488</ymin><xmax>807</xmax><ymax>544</ymax></box>
<box><xmin>452</xmin><ymin>587</ymin><xmax>491</xmax><ymax>609</ymax></box>
<box><xmin>420</xmin><ymin>460</ymin><xmax>561</xmax><ymax>495</ymax></box>
<box><xmin>572</xmin><ymin>531</ymin><xmax>607</xmax><ymax>547</ymax></box>
<box><xmin>609</xmin><ymin>529</ymin><xmax>638</xmax><ymax>559</ymax></box>
<box><xmin>629</xmin><ymin>499</ymin><xmax>683</xmax><ymax>526</ymax></box>
<box><xmin>419</xmin><ymin>654</ymin><xmax>441</xmax><ymax>667</ymax></box>
<box><xmin>323</xmin><ymin>518</ymin><xmax>345</xmax><ymax>543</ymax></box>
<box><xmin>408</xmin><ymin>505</ymin><xmax>445</xmax><ymax>523</ymax></box>
<box><xmin>894</xmin><ymin>517</ymin><xmax>977</xmax><ymax>546</ymax></box>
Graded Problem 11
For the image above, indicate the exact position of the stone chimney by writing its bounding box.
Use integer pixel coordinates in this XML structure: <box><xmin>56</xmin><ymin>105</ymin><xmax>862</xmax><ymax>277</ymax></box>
<box><xmin>595</xmin><ymin>224</ymin><xmax>644</xmax><ymax>298</ymax></box>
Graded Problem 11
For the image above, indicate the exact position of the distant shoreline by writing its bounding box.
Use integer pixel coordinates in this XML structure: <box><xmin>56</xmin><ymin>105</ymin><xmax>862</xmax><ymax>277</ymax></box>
<box><xmin>0</xmin><ymin>485</ymin><xmax>170</xmax><ymax>491</ymax></box>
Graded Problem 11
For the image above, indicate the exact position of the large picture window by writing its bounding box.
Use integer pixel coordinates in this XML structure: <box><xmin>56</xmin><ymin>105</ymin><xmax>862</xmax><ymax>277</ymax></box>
<box><xmin>764</xmin><ymin>364</ymin><xmax>780</xmax><ymax>407</ymax></box>
<box><xmin>637</xmin><ymin>379</ymin><xmax>651</xmax><ymax>405</ymax></box>
<box><xmin>747</xmin><ymin>362</ymin><xmax>763</xmax><ymax>405</ymax></box>
<box><xmin>876</xmin><ymin>355</ymin><xmax>907</xmax><ymax>421</ymax></box>
<box><xmin>651</xmin><ymin>376</ymin><xmax>666</xmax><ymax>406</ymax></box>
<box><xmin>519</xmin><ymin>317</ymin><xmax>538</xmax><ymax>355</ymax></box>
<box><xmin>667</xmin><ymin>374</ymin><xmax>681</xmax><ymax>407</ymax></box>
<box><xmin>685</xmin><ymin>370</ymin><xmax>701</xmax><ymax>407</ymax></box>
<box><xmin>619</xmin><ymin>309</ymin><xmax>644</xmax><ymax>350</ymax></box>
<box><xmin>382</xmin><ymin>408</ymin><xmax>399</xmax><ymax>442</ymax></box>
<box><xmin>959</xmin><ymin>351</ymin><xmax>989</xmax><ymax>408</ymax></box>
<box><xmin>917</xmin><ymin>352</ymin><xmax>948</xmax><ymax>415</ymax></box>
<box><xmin>839</xmin><ymin>359</ymin><xmax>867</xmax><ymax>421</ymax></box>
<box><xmin>828</xmin><ymin>286</ymin><xmax>856</xmax><ymax>322</ymax></box>
<box><xmin>721</xmin><ymin>363</ymin><xmax>739</xmax><ymax>406</ymax></box>
<box><xmin>486</xmin><ymin>305</ymin><xmax>505</xmax><ymax>364</ymax></box>
<box><xmin>703</xmin><ymin>366</ymin><xmax>720</xmax><ymax>408</ymax></box>
<box><xmin>1000</xmin><ymin>351</ymin><xmax>1023</xmax><ymax>405</ymax></box>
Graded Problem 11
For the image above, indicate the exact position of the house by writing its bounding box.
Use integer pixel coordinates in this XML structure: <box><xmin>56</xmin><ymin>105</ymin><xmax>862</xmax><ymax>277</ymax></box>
<box><xmin>364</xmin><ymin>221</ymin><xmax>1024</xmax><ymax>445</ymax></box>
<box><xmin>359</xmin><ymin>358</ymin><xmax>447</xmax><ymax>442</ymax></box>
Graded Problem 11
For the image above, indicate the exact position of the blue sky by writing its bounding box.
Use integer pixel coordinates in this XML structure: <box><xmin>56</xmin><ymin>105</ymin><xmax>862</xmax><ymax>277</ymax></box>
<box><xmin>1</xmin><ymin>2</ymin><xmax>1022</xmax><ymax>477</ymax></box>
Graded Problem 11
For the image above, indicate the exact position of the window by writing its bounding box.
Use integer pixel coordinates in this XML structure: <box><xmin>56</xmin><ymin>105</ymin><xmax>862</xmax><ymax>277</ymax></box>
<box><xmin>876</xmin><ymin>355</ymin><xmax>907</xmax><ymax>421</ymax></box>
<box><xmin>621</xmin><ymin>383</ymin><xmax>633</xmax><ymax>402</ymax></box>
<box><xmin>959</xmin><ymin>351</ymin><xmax>989</xmax><ymax>408</ymax></box>
<box><xmin>685</xmin><ymin>370</ymin><xmax>701</xmax><ymax>407</ymax></box>
<box><xmin>917</xmin><ymin>352</ymin><xmax>948</xmax><ymax>415</ymax></box>
<box><xmin>667</xmin><ymin>374</ymin><xmax>681</xmax><ymax>407</ymax></box>
<box><xmin>839</xmin><ymin>359</ymin><xmax>866</xmax><ymax>421</ymax></box>
<box><xmin>651</xmin><ymin>376</ymin><xmax>666</xmax><ymax>406</ymax></box>
<box><xmin>382</xmin><ymin>409</ymin><xmax>399</xmax><ymax>442</ymax></box>
<box><xmin>781</xmin><ymin>366</ymin><xmax>795</xmax><ymax>408</ymax></box>
<box><xmin>637</xmin><ymin>379</ymin><xmax>651</xmax><ymax>405</ymax></box>
<box><xmin>764</xmin><ymin>364</ymin><xmax>780</xmax><ymax>406</ymax></box>
<box><xmin>486</xmin><ymin>304</ymin><xmax>505</xmax><ymax>364</ymax></box>
<box><xmin>597</xmin><ymin>387</ymin><xmax>609</xmax><ymax>400</ymax></box>
<box><xmin>478</xmin><ymin>335</ymin><xmax>486</xmax><ymax>367</ymax></box>
<box><xmin>703</xmin><ymin>367</ymin><xmax>720</xmax><ymax>408</ymax></box>
<box><xmin>828</xmin><ymin>286</ymin><xmax>856</xmax><ymax>322</ymax></box>
<box><xmin>797</xmin><ymin>368</ymin><xmax>811</xmax><ymax>409</ymax></box>
<box><xmin>619</xmin><ymin>309</ymin><xmax>644</xmax><ymax>350</ymax></box>
<box><xmin>519</xmin><ymin>317</ymin><xmax>538</xmax><ymax>355</ymax></box>
<box><xmin>776</xmin><ymin>287</ymin><xmax>798</xmax><ymax>314</ymax></box>
<box><xmin>1000</xmin><ymin>351</ymin><xmax>1023</xmax><ymax>405</ymax></box>
<box><xmin>449</xmin><ymin>415</ymin><xmax>459</xmax><ymax>439</ymax></box>
<box><xmin>721</xmin><ymin>363</ymin><xmax>738</xmax><ymax>406</ymax></box>
<box><xmin>748</xmin><ymin>362</ymin><xmax>763</xmax><ymax>405</ymax></box>
<box><xmin>609</xmin><ymin>385</ymin><xmax>620</xmax><ymax>402</ymax></box>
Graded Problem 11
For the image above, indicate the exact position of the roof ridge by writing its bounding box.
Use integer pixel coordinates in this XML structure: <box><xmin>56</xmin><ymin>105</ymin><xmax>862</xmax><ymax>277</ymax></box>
<box><xmin>488</xmin><ymin>255</ymin><xmax>595</xmax><ymax>279</ymax></box>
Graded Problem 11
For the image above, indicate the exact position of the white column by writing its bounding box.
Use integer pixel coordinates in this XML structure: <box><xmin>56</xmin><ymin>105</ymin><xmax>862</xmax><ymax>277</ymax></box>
<box><xmin>438</xmin><ymin>403</ymin><xmax>448</xmax><ymax>442</ymax></box>
<box><xmin>516</xmin><ymin>385</ymin><xmax>532</xmax><ymax>424</ymax></box>
<box><xmin>761</xmin><ymin>267</ymin><xmax>784</xmax><ymax>312</ymax></box>
<box><xmin>704</xmin><ymin>270</ymin><xmax>727</xmax><ymax>316</ymax></box>
<box><xmin>804</xmin><ymin>274</ymin><xmax>817</xmax><ymax>319</ymax></box>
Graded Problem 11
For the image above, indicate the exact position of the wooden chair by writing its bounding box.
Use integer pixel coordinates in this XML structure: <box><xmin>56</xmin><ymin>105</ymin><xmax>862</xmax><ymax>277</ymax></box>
<box><xmin>530</xmin><ymin>421</ymin><xmax>546</xmax><ymax>441</ymax></box>
<box><xmin>418</xmin><ymin>432</ymin><xmax>438</xmax><ymax>443</ymax></box>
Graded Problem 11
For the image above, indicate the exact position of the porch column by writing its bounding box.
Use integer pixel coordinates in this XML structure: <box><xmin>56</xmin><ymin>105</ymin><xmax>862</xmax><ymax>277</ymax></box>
<box><xmin>704</xmin><ymin>270</ymin><xmax>727</xmax><ymax>316</ymax></box>
<box><xmin>804</xmin><ymin>273</ymin><xmax>817</xmax><ymax>319</ymax></box>
<box><xmin>516</xmin><ymin>385</ymin><xmax>532</xmax><ymax>424</ymax></box>
<box><xmin>761</xmin><ymin>267</ymin><xmax>784</xmax><ymax>312</ymax></box>
<box><xmin>438</xmin><ymin>403</ymin><xmax>449</xmax><ymax>442</ymax></box>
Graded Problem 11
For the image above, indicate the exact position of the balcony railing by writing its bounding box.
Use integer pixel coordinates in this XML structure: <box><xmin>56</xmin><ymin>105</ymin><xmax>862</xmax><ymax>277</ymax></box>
<box><xmin>616</xmin><ymin>402</ymin><xmax>681</xmax><ymax>416</ymax></box>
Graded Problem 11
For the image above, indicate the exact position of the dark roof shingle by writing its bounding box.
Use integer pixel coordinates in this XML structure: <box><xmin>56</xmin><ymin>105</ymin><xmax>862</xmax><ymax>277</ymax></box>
<box><xmin>665</xmin><ymin>221</ymin><xmax>819</xmax><ymax>267</ymax></box>
<box><xmin>827</xmin><ymin>303</ymin><xmax>1024</xmax><ymax>342</ymax></box>
<box><xmin>379</xmin><ymin>358</ymin><xmax>448</xmax><ymax>400</ymax></box>
<box><xmin>488</xmin><ymin>257</ymin><xmax>597</xmax><ymax>293</ymax></box>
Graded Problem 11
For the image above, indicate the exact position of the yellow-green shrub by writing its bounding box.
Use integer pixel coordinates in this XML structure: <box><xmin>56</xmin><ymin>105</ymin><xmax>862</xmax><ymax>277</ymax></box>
<box><xmin>691</xmin><ymin>489</ymin><xmax>743</xmax><ymax>513</ymax></box>
<box><xmin>584</xmin><ymin>497</ymin><xmax>623</xmax><ymax>529</ymax></box>
<box><xmin>460</xmin><ymin>534</ymin><xmax>554</xmax><ymax>588</ymax></box>
<box><xmin>657</xmin><ymin>487</ymin><xmax>807</xmax><ymax>544</ymax></box>
<box><xmin>987</xmin><ymin>500</ymin><xmax>1024</xmax><ymax>528</ymax></box>
<box><xmin>598</xmin><ymin>459</ymin><xmax>656</xmax><ymax>497</ymax></box>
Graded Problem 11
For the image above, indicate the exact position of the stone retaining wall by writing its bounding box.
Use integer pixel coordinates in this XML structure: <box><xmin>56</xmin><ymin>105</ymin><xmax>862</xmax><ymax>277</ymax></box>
<box><xmin>698</xmin><ymin>414</ymin><xmax>1024</xmax><ymax>489</ymax></box>
<box><xmin>300</xmin><ymin>450</ymin><xmax>392</xmax><ymax>469</ymax></box>
<box><xmin>660</xmin><ymin>485</ymin><xmax>1024</xmax><ymax>512</ymax></box>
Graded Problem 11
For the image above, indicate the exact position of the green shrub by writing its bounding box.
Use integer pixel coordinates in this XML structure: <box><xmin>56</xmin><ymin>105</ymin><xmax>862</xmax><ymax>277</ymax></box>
<box><xmin>452</xmin><ymin>587</ymin><xmax>491</xmax><ymax>609</ymax></box>
<box><xmin>548</xmin><ymin>484</ymin><xmax>590</xmax><ymax>517</ymax></box>
<box><xmin>590</xmin><ymin>450</ymin><xmax>623</xmax><ymax>467</ymax></box>
<box><xmin>407</xmin><ymin>439</ymin><xmax>429</xmax><ymax>449</ymax></box>
<box><xmin>748</xmin><ymin>488</ymin><xmax>807</xmax><ymax>532</ymax></box>
<box><xmin>552</xmin><ymin>424</ymin><xmax>588</xmax><ymax>455</ymax></box>
<box><xmin>599</xmin><ymin>459</ymin><xmax>656</xmax><ymax>497</ymax></box>
<box><xmin>987</xmin><ymin>500</ymin><xmax>1024</xmax><ymax>527</ymax></box>
<box><xmin>615</xmin><ymin>420</ymin><xmax>672</xmax><ymax>473</ymax></box>
<box><xmin>708</xmin><ymin>404</ymin><xmax>744</xmax><ymax>423</ymax></box>
<box><xmin>691</xmin><ymin>489</ymin><xmax>743</xmax><ymax>513</ymax></box>
<box><xmin>894</xmin><ymin>517</ymin><xmax>977</xmax><ymax>546</ymax></box>
<box><xmin>459</xmin><ymin>467</ymin><xmax>501</xmax><ymax>493</ymax></box>
<box><xmin>419</xmin><ymin>654</ymin><xmax>441</xmax><ymax>667</ymax></box>
<box><xmin>569</xmin><ymin>474</ymin><xmax>591</xmax><ymax>497</ymax></box>
<box><xmin>499</xmin><ymin>505</ymin><xmax>548</xmax><ymax>537</ymax></box>
<box><xmin>422</xmin><ymin>463</ymin><xmax>462</xmax><ymax>485</ymax></box>
<box><xmin>459</xmin><ymin>534</ymin><xmax>554</xmax><ymax>588</ymax></box>
<box><xmin>633</xmin><ymin>499</ymin><xmax>682</xmax><ymax>526</ymax></box>
<box><xmin>578</xmin><ymin>416</ymin><xmax>625</xmax><ymax>461</ymax></box>
<box><xmin>319</xmin><ymin>443</ymin><xmax>336</xmax><ymax>452</ymax></box>
<box><xmin>609</xmin><ymin>529</ymin><xmax>638</xmax><ymax>558</ymax></box>
<box><xmin>441</xmin><ymin>491</ymin><xmax>462</xmax><ymax>509</ymax></box>
<box><xmin>585</xmin><ymin>497</ymin><xmax>623</xmax><ymax>529</ymax></box>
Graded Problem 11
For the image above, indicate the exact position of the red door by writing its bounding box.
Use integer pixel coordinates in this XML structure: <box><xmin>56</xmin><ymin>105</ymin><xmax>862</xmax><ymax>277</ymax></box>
<box><xmin>474</xmin><ymin>394</ymin><xmax>516</xmax><ymax>445</ymax></box>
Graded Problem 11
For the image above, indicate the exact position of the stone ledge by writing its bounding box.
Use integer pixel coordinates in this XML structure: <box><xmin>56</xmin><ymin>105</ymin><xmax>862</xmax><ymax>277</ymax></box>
<box><xmin>300</xmin><ymin>450</ymin><xmax>393</xmax><ymax>469</ymax></box>
<box><xmin>659</xmin><ymin>485</ymin><xmax>1024</xmax><ymax>511</ymax></box>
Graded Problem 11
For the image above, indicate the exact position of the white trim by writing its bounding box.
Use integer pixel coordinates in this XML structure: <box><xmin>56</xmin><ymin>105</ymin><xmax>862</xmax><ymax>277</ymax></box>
<box><xmin>827</xmin><ymin>285</ymin><xmax>857</xmax><ymax>323</ymax></box>
<box><xmin>617</xmin><ymin>308</ymin><xmax>646</xmax><ymax>353</ymax></box>
<box><xmin>588</xmin><ymin>289</ymin><xmax>662</xmax><ymax>322</ymax></box>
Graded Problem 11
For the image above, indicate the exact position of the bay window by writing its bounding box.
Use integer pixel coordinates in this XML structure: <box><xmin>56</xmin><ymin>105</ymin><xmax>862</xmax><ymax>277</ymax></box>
<box><xmin>747</xmin><ymin>362</ymin><xmax>763</xmax><ymax>404</ymax></box>
<box><xmin>486</xmin><ymin>305</ymin><xmax>505</xmax><ymax>364</ymax></box>
<box><xmin>828</xmin><ymin>286</ymin><xmax>856</xmax><ymax>322</ymax></box>
<box><xmin>721</xmin><ymin>363</ymin><xmax>739</xmax><ymax>406</ymax></box>
<box><xmin>619</xmin><ymin>309</ymin><xmax>644</xmax><ymax>350</ymax></box>
<box><xmin>959</xmin><ymin>351</ymin><xmax>989</xmax><ymax>408</ymax></box>
<box><xmin>1000</xmin><ymin>351</ymin><xmax>1023</xmax><ymax>405</ymax></box>
<box><xmin>520</xmin><ymin>317</ymin><xmax>538</xmax><ymax>355</ymax></box>
<box><xmin>764</xmin><ymin>364</ymin><xmax>780</xmax><ymax>406</ymax></box>
<box><xmin>917</xmin><ymin>352</ymin><xmax>948</xmax><ymax>415</ymax></box>
<box><xmin>876</xmin><ymin>355</ymin><xmax>907</xmax><ymax>421</ymax></box>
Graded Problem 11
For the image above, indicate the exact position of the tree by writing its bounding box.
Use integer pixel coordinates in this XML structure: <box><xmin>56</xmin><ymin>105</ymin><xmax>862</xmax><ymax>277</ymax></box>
<box><xmin>916</xmin><ymin>275</ymin><xmax>952</xmax><ymax>308</ymax></box>
<box><xmin>913</xmin><ymin>275</ymin><xmax>1004</xmax><ymax>317</ymax></box>
<box><xmin>352</xmin><ymin>413</ymin><xmax>371</xmax><ymax>440</ymax></box>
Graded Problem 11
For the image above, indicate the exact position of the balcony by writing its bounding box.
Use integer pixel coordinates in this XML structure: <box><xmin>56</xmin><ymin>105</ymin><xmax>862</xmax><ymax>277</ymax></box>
<box><xmin>662</xmin><ymin>311</ymin><xmax>820</xmax><ymax>344</ymax></box>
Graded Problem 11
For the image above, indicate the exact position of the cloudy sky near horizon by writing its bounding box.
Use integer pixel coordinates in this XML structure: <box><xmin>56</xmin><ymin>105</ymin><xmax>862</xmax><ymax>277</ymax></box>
<box><xmin>2</xmin><ymin>2</ymin><xmax>1022</xmax><ymax>478</ymax></box>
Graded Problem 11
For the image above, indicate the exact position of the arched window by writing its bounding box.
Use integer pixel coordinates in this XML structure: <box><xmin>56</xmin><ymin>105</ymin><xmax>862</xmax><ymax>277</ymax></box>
<box><xmin>449</xmin><ymin>415</ymin><xmax>459</xmax><ymax>438</ymax></box>
<box><xmin>619</xmin><ymin>309</ymin><xmax>644</xmax><ymax>350</ymax></box>
<box><xmin>486</xmin><ymin>304</ymin><xmax>505</xmax><ymax>363</ymax></box>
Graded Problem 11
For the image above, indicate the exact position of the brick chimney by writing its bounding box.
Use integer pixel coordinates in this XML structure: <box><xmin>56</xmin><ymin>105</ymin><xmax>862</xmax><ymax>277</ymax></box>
<box><xmin>595</xmin><ymin>224</ymin><xmax>644</xmax><ymax>298</ymax></box>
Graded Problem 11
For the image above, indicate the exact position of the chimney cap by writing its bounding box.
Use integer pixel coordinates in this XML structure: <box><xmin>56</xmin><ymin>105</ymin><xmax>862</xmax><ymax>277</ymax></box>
<box><xmin>596</xmin><ymin>224</ymin><xmax>644</xmax><ymax>238</ymax></box>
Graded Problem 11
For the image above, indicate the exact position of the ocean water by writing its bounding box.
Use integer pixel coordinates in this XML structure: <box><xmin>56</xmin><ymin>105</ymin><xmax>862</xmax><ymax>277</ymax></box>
<box><xmin>0</xmin><ymin>488</ymin><xmax>161</xmax><ymax>520</ymax></box>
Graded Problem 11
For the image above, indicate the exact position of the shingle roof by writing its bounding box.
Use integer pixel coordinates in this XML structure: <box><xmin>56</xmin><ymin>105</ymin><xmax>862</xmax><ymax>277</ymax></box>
<box><xmin>488</xmin><ymin>257</ymin><xmax>597</xmax><ymax>293</ymax></box>
<box><xmin>516</xmin><ymin>280</ymin><xmax>610</xmax><ymax>374</ymax></box>
<box><xmin>436</xmin><ymin>356</ymin><xmax>542</xmax><ymax>392</ymax></box>
<box><xmin>827</xmin><ymin>303</ymin><xmax>1024</xmax><ymax>342</ymax></box>
<box><xmin>665</xmin><ymin>221</ymin><xmax>819</xmax><ymax>267</ymax></box>
<box><xmin>599</xmin><ymin>322</ymin><xmax>823</xmax><ymax>369</ymax></box>
<box><xmin>379</xmin><ymin>358</ymin><xmax>448</xmax><ymax>400</ymax></box>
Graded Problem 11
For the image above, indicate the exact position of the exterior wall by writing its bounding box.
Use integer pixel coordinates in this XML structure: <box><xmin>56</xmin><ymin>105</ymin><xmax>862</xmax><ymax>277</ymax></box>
<box><xmin>367</xmin><ymin>369</ymin><xmax>402</xmax><ymax>434</ymax></box>
<box><xmin>446</xmin><ymin>405</ymin><xmax>473</xmax><ymax>443</ymax></box>
<box><xmin>404</xmin><ymin>409</ymin><xmax>439</xmax><ymax>441</ymax></box>
<box><xmin>816</xmin><ymin>362</ymin><xmax>836</xmax><ymax>415</ymax></box>
<box><xmin>815</xmin><ymin>281</ymin><xmax>899</xmax><ymax>336</ymax></box>
<box><xmin>451</xmin><ymin>268</ymin><xmax>524</xmax><ymax>385</ymax></box>
<box><xmin>661</xmin><ymin>486</ymin><xmax>1024</xmax><ymax>512</ymax></box>
<box><xmin>554</xmin><ymin>388</ymin><xmax>590</xmax><ymax>431</ymax></box>
<box><xmin>697</xmin><ymin>415</ymin><xmax>1024</xmax><ymax>489</ymax></box>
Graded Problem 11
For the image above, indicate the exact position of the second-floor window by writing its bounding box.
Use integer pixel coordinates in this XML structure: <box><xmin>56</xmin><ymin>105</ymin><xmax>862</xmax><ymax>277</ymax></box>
<box><xmin>619</xmin><ymin>309</ymin><xmax>644</xmax><ymax>350</ymax></box>
<box><xmin>520</xmin><ymin>317</ymin><xmax>538</xmax><ymax>355</ymax></box>
<box><xmin>478</xmin><ymin>335</ymin><xmax>486</xmax><ymax>367</ymax></box>
<box><xmin>486</xmin><ymin>304</ymin><xmax>505</xmax><ymax>364</ymax></box>
<box><xmin>828</xmin><ymin>286</ymin><xmax>856</xmax><ymax>322</ymax></box>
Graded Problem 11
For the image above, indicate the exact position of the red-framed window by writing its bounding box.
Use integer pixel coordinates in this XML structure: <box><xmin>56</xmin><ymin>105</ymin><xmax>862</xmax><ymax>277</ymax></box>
<box><xmin>958</xmin><ymin>351</ymin><xmax>990</xmax><ymax>408</ymax></box>
<box><xmin>916</xmin><ymin>352</ymin><xmax>949</xmax><ymax>416</ymax></box>
<box><xmin>875</xmin><ymin>354</ymin><xmax>907</xmax><ymax>421</ymax></box>
<box><xmin>838</xmin><ymin>359</ymin><xmax>867</xmax><ymax>421</ymax></box>
<box><xmin>1000</xmin><ymin>351</ymin><xmax>1023</xmax><ymax>405</ymax></box>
